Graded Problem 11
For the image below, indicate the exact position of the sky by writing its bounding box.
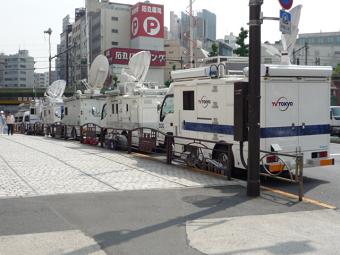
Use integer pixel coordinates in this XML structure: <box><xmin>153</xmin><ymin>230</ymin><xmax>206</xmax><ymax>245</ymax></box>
<box><xmin>0</xmin><ymin>0</ymin><xmax>339</xmax><ymax>71</ymax></box>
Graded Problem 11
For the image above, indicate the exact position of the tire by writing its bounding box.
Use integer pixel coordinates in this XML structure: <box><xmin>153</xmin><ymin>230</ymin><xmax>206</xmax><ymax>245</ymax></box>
<box><xmin>213</xmin><ymin>144</ymin><xmax>234</xmax><ymax>176</ymax></box>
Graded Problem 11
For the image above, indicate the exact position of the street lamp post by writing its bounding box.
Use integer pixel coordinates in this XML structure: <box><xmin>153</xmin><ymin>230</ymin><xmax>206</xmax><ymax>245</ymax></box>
<box><xmin>44</xmin><ymin>28</ymin><xmax>52</xmax><ymax>85</ymax></box>
<box><xmin>247</xmin><ymin>0</ymin><xmax>263</xmax><ymax>197</ymax></box>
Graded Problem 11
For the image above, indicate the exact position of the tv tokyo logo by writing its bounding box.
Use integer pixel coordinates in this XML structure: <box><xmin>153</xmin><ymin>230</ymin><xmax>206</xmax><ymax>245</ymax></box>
<box><xmin>132</xmin><ymin>16</ymin><xmax>161</xmax><ymax>37</ymax></box>
<box><xmin>272</xmin><ymin>97</ymin><xmax>294</xmax><ymax>111</ymax></box>
<box><xmin>198</xmin><ymin>96</ymin><xmax>211</xmax><ymax>109</ymax></box>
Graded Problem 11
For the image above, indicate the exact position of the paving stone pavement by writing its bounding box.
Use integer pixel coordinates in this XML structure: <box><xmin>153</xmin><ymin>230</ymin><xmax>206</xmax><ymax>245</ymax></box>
<box><xmin>0</xmin><ymin>135</ymin><xmax>230</xmax><ymax>198</ymax></box>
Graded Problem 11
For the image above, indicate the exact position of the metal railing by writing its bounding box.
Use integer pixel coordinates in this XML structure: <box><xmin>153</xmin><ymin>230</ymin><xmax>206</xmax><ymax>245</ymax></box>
<box><xmin>260</xmin><ymin>149</ymin><xmax>304</xmax><ymax>201</ymax></box>
<box><xmin>18</xmin><ymin>123</ymin><xmax>304</xmax><ymax>200</ymax></box>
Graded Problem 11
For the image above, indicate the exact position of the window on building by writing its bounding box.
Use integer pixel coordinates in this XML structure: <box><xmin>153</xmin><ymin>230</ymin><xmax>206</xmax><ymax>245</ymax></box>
<box><xmin>116</xmin><ymin>104</ymin><xmax>118</xmax><ymax>114</ymax></box>
<box><xmin>308</xmin><ymin>38</ymin><xmax>315</xmax><ymax>44</ymax></box>
<box><xmin>112</xmin><ymin>104</ymin><xmax>115</xmax><ymax>114</ymax></box>
<box><xmin>112</xmin><ymin>41</ymin><xmax>119</xmax><ymax>46</ymax></box>
<box><xmin>112</xmin><ymin>29</ymin><xmax>118</xmax><ymax>33</ymax></box>
<box><xmin>112</xmin><ymin>17</ymin><xmax>119</xmax><ymax>21</ymax></box>
<box><xmin>65</xmin><ymin>107</ymin><xmax>68</xmax><ymax>116</ymax></box>
<box><xmin>20</xmin><ymin>65</ymin><xmax>26</xmax><ymax>68</ymax></box>
<box><xmin>318</xmin><ymin>38</ymin><xmax>324</xmax><ymax>44</ymax></box>
<box><xmin>328</xmin><ymin>37</ymin><xmax>334</xmax><ymax>44</ymax></box>
<box><xmin>336</xmin><ymin>36</ymin><xmax>340</xmax><ymax>44</ymax></box>
<box><xmin>126</xmin><ymin>104</ymin><xmax>129</xmax><ymax>112</ymax></box>
<box><xmin>183</xmin><ymin>91</ymin><xmax>195</xmax><ymax>111</ymax></box>
<box><xmin>20</xmin><ymin>78</ymin><xmax>26</xmax><ymax>81</ymax></box>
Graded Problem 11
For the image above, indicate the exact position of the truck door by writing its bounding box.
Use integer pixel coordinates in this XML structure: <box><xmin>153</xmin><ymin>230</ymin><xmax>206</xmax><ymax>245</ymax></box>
<box><xmin>264</xmin><ymin>78</ymin><xmax>299</xmax><ymax>153</ymax></box>
<box><xmin>159</xmin><ymin>94</ymin><xmax>175</xmax><ymax>135</ymax></box>
<box><xmin>298</xmin><ymin>78</ymin><xmax>330</xmax><ymax>151</ymax></box>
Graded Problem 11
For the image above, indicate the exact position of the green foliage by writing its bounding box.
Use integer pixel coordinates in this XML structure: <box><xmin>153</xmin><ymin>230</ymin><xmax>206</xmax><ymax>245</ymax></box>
<box><xmin>165</xmin><ymin>80</ymin><xmax>171</xmax><ymax>87</ymax></box>
<box><xmin>209</xmin><ymin>43</ymin><xmax>219</xmax><ymax>57</ymax></box>
<box><xmin>234</xmin><ymin>27</ymin><xmax>249</xmax><ymax>57</ymax></box>
<box><xmin>172</xmin><ymin>64</ymin><xmax>177</xmax><ymax>71</ymax></box>
<box><xmin>333</xmin><ymin>64</ymin><xmax>340</xmax><ymax>76</ymax></box>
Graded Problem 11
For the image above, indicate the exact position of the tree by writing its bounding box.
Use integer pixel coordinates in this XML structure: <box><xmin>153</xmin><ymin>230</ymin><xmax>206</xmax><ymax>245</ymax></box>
<box><xmin>209</xmin><ymin>43</ymin><xmax>219</xmax><ymax>57</ymax></box>
<box><xmin>234</xmin><ymin>27</ymin><xmax>249</xmax><ymax>57</ymax></box>
<box><xmin>333</xmin><ymin>64</ymin><xmax>340</xmax><ymax>76</ymax></box>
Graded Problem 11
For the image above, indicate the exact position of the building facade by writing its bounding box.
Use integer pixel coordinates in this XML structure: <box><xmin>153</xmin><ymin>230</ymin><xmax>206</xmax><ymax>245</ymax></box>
<box><xmin>1</xmin><ymin>50</ymin><xmax>34</xmax><ymax>88</ymax></box>
<box><xmin>0</xmin><ymin>54</ymin><xmax>5</xmax><ymax>87</ymax></box>
<box><xmin>34</xmin><ymin>73</ymin><xmax>47</xmax><ymax>88</ymax></box>
<box><xmin>56</xmin><ymin>15</ymin><xmax>72</xmax><ymax>84</ymax></box>
<box><xmin>70</xmin><ymin>8</ymin><xmax>88</xmax><ymax>84</ymax></box>
<box><xmin>295</xmin><ymin>32</ymin><xmax>340</xmax><ymax>67</ymax></box>
<box><xmin>196</xmin><ymin>9</ymin><xmax>216</xmax><ymax>49</ymax></box>
<box><xmin>86</xmin><ymin>0</ymin><xmax>131</xmax><ymax>63</ymax></box>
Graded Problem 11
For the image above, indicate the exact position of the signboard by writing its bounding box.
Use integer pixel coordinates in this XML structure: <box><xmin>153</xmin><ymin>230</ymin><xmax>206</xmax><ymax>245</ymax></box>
<box><xmin>105</xmin><ymin>47</ymin><xmax>166</xmax><ymax>67</ymax></box>
<box><xmin>279</xmin><ymin>0</ymin><xmax>293</xmax><ymax>10</ymax></box>
<box><xmin>280</xmin><ymin>10</ymin><xmax>291</xmax><ymax>34</ymax></box>
<box><xmin>131</xmin><ymin>2</ymin><xmax>164</xmax><ymax>39</ymax></box>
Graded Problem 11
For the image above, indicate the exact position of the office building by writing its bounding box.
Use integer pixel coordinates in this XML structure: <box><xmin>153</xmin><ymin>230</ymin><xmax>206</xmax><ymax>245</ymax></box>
<box><xmin>1</xmin><ymin>50</ymin><xmax>34</xmax><ymax>88</ymax></box>
<box><xmin>295</xmin><ymin>32</ymin><xmax>340</xmax><ymax>67</ymax></box>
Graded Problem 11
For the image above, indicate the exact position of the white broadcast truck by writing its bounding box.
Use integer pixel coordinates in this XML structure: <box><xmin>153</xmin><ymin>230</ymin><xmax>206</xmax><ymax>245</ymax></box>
<box><xmin>100</xmin><ymin>51</ymin><xmax>167</xmax><ymax>149</ymax></box>
<box><xmin>158</xmin><ymin>4</ymin><xmax>334</xmax><ymax>174</ymax></box>
<box><xmin>159</xmin><ymin>63</ymin><xmax>334</xmax><ymax>173</ymax></box>
<box><xmin>62</xmin><ymin>55</ymin><xmax>109</xmax><ymax>139</ymax></box>
<box><xmin>101</xmin><ymin>51</ymin><xmax>167</xmax><ymax>130</ymax></box>
<box><xmin>330</xmin><ymin>106</ymin><xmax>340</xmax><ymax>137</ymax></box>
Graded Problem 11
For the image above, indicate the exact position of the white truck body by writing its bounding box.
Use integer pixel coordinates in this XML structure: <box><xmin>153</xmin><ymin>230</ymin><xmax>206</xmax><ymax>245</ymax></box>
<box><xmin>159</xmin><ymin>64</ymin><xmax>334</xmax><ymax>170</ymax></box>
<box><xmin>101</xmin><ymin>86</ymin><xmax>167</xmax><ymax>130</ymax></box>
<box><xmin>330</xmin><ymin>106</ymin><xmax>340</xmax><ymax>137</ymax></box>
<box><xmin>62</xmin><ymin>92</ymin><xmax>106</xmax><ymax>137</ymax></box>
<box><xmin>41</xmin><ymin>98</ymin><xmax>64</xmax><ymax>125</ymax></box>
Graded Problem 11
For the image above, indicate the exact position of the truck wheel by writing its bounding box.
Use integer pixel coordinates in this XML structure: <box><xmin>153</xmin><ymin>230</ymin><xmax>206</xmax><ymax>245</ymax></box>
<box><xmin>213</xmin><ymin>145</ymin><xmax>234</xmax><ymax>176</ymax></box>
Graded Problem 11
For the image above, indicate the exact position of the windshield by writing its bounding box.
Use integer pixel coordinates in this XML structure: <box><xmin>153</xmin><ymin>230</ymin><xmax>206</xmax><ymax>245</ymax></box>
<box><xmin>160</xmin><ymin>95</ymin><xmax>174</xmax><ymax>121</ymax></box>
<box><xmin>331</xmin><ymin>107</ymin><xmax>340</xmax><ymax>117</ymax></box>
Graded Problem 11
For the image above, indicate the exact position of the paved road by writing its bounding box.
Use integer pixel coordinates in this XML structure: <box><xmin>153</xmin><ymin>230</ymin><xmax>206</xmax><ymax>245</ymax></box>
<box><xmin>1</xmin><ymin>135</ymin><xmax>340</xmax><ymax>254</ymax></box>
<box><xmin>262</xmin><ymin>142</ymin><xmax>340</xmax><ymax>208</ymax></box>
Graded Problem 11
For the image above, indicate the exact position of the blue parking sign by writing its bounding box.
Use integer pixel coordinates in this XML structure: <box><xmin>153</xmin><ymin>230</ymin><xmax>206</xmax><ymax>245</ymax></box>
<box><xmin>280</xmin><ymin>10</ymin><xmax>291</xmax><ymax>34</ymax></box>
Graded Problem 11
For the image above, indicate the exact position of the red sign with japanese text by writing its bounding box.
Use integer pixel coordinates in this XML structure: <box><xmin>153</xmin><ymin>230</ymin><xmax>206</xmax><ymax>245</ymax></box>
<box><xmin>105</xmin><ymin>47</ymin><xmax>166</xmax><ymax>67</ymax></box>
<box><xmin>131</xmin><ymin>2</ymin><xmax>164</xmax><ymax>39</ymax></box>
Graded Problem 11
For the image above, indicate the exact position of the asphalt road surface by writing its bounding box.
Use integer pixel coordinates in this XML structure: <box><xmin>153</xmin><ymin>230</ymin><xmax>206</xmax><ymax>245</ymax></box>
<box><xmin>262</xmin><ymin>142</ymin><xmax>340</xmax><ymax>208</ymax></box>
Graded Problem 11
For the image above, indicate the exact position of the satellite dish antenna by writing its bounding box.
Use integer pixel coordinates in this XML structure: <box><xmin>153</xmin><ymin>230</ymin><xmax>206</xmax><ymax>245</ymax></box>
<box><xmin>281</xmin><ymin>5</ymin><xmax>303</xmax><ymax>64</ymax></box>
<box><xmin>84</xmin><ymin>54</ymin><xmax>109</xmax><ymax>93</ymax></box>
<box><xmin>121</xmin><ymin>51</ymin><xmax>151</xmax><ymax>86</ymax></box>
<box><xmin>262</xmin><ymin>43</ymin><xmax>281</xmax><ymax>58</ymax></box>
<box><xmin>46</xmin><ymin>80</ymin><xmax>66</xmax><ymax>99</ymax></box>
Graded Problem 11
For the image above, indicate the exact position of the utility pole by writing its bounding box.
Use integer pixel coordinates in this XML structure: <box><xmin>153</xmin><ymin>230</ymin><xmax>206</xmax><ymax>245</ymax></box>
<box><xmin>189</xmin><ymin>0</ymin><xmax>193</xmax><ymax>68</ymax></box>
<box><xmin>304</xmin><ymin>42</ymin><xmax>308</xmax><ymax>65</ymax></box>
<box><xmin>44</xmin><ymin>28</ymin><xmax>52</xmax><ymax>85</ymax></box>
<box><xmin>247</xmin><ymin>0</ymin><xmax>263</xmax><ymax>197</ymax></box>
